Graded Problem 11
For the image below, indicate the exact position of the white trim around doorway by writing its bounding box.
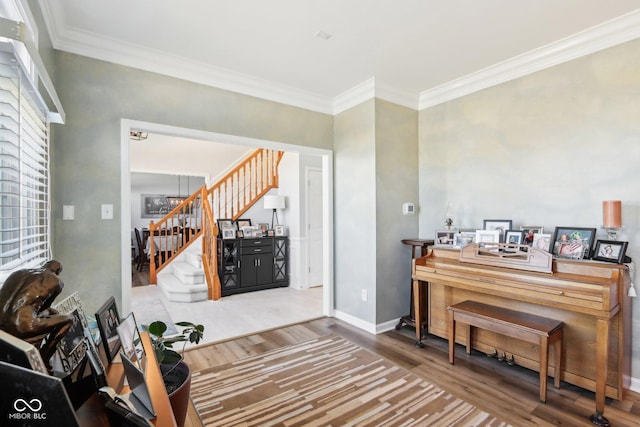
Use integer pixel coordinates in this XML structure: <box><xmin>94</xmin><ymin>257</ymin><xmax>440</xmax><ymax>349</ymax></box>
<box><xmin>119</xmin><ymin>119</ymin><xmax>334</xmax><ymax>318</ymax></box>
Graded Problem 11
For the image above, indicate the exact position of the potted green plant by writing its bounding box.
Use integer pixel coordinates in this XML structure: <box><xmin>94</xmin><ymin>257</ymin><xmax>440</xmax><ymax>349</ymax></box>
<box><xmin>146</xmin><ymin>320</ymin><xmax>204</xmax><ymax>427</ymax></box>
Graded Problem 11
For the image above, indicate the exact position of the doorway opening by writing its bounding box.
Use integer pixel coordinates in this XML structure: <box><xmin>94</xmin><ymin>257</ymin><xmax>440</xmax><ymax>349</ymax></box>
<box><xmin>120</xmin><ymin>119</ymin><xmax>334</xmax><ymax>324</ymax></box>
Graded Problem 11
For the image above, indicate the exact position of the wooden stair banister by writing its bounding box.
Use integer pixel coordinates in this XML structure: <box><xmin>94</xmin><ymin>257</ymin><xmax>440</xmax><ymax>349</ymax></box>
<box><xmin>201</xmin><ymin>189</ymin><xmax>221</xmax><ymax>300</ymax></box>
<box><xmin>148</xmin><ymin>148</ymin><xmax>284</xmax><ymax>301</ymax></box>
<box><xmin>148</xmin><ymin>185</ymin><xmax>205</xmax><ymax>284</ymax></box>
<box><xmin>207</xmin><ymin>148</ymin><xmax>284</xmax><ymax>221</ymax></box>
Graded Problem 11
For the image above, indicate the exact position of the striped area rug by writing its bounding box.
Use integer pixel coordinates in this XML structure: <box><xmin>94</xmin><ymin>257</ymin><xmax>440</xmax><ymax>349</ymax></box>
<box><xmin>190</xmin><ymin>335</ymin><xmax>510</xmax><ymax>426</ymax></box>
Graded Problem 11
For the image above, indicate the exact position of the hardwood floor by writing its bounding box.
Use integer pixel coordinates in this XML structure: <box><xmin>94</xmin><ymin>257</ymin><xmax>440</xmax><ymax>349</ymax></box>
<box><xmin>132</xmin><ymin>262</ymin><xmax>150</xmax><ymax>287</ymax></box>
<box><xmin>181</xmin><ymin>317</ymin><xmax>640</xmax><ymax>427</ymax></box>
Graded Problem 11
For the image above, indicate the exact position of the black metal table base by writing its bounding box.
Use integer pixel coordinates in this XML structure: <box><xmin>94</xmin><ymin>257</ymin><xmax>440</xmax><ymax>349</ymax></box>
<box><xmin>589</xmin><ymin>413</ymin><xmax>609</xmax><ymax>427</ymax></box>
<box><xmin>395</xmin><ymin>315</ymin><xmax>415</xmax><ymax>330</ymax></box>
<box><xmin>395</xmin><ymin>315</ymin><xmax>426</xmax><ymax>348</ymax></box>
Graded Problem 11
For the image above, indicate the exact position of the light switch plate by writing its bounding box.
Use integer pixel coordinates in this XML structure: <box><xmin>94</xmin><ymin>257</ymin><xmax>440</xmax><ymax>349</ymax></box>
<box><xmin>63</xmin><ymin>205</ymin><xmax>75</xmax><ymax>220</ymax></box>
<box><xmin>101</xmin><ymin>204</ymin><xmax>113</xmax><ymax>220</ymax></box>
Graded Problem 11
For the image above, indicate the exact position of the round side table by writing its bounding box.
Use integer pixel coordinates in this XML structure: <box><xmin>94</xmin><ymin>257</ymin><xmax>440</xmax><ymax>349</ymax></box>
<box><xmin>396</xmin><ymin>239</ymin><xmax>434</xmax><ymax>332</ymax></box>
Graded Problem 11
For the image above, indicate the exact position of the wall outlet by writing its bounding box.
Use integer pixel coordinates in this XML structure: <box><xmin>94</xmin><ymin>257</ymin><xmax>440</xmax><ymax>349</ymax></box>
<box><xmin>361</xmin><ymin>289</ymin><xmax>367</xmax><ymax>302</ymax></box>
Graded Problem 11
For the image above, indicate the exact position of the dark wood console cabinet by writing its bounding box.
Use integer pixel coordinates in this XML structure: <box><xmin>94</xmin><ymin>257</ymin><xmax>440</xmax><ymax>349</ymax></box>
<box><xmin>218</xmin><ymin>237</ymin><xmax>288</xmax><ymax>296</ymax></box>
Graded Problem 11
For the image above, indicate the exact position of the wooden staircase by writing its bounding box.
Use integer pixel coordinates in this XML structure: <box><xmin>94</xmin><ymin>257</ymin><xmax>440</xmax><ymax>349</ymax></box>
<box><xmin>147</xmin><ymin>148</ymin><xmax>284</xmax><ymax>301</ymax></box>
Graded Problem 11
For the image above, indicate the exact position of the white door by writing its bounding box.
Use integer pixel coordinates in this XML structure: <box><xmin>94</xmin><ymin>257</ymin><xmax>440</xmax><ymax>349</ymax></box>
<box><xmin>306</xmin><ymin>168</ymin><xmax>323</xmax><ymax>287</ymax></box>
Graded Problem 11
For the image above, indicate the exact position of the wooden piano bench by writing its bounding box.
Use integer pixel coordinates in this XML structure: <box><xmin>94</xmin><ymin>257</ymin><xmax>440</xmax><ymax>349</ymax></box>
<box><xmin>447</xmin><ymin>300</ymin><xmax>564</xmax><ymax>403</ymax></box>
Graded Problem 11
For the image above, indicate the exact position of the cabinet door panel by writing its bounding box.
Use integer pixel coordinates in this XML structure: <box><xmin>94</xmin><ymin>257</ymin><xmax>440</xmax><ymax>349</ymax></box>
<box><xmin>256</xmin><ymin>253</ymin><xmax>273</xmax><ymax>285</ymax></box>
<box><xmin>219</xmin><ymin>239</ymin><xmax>240</xmax><ymax>291</ymax></box>
<box><xmin>240</xmin><ymin>255</ymin><xmax>257</xmax><ymax>287</ymax></box>
<box><xmin>273</xmin><ymin>237</ymin><xmax>288</xmax><ymax>283</ymax></box>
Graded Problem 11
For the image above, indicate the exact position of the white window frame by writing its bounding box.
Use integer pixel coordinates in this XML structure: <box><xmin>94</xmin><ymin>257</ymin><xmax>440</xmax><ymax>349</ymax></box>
<box><xmin>0</xmin><ymin>1</ymin><xmax>63</xmax><ymax>284</ymax></box>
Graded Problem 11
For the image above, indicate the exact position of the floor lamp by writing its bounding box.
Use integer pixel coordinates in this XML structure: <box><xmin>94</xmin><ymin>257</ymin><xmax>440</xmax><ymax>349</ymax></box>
<box><xmin>264</xmin><ymin>195</ymin><xmax>285</xmax><ymax>230</ymax></box>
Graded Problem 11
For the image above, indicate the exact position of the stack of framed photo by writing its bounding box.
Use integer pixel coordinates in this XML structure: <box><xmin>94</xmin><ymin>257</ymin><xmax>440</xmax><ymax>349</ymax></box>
<box><xmin>429</xmin><ymin>219</ymin><xmax>629</xmax><ymax>264</ymax></box>
<box><xmin>50</xmin><ymin>292</ymin><xmax>107</xmax><ymax>406</ymax></box>
<box><xmin>217</xmin><ymin>219</ymin><xmax>236</xmax><ymax>239</ymax></box>
<box><xmin>95</xmin><ymin>296</ymin><xmax>122</xmax><ymax>364</ymax></box>
<box><xmin>116</xmin><ymin>313</ymin><xmax>146</xmax><ymax>372</ymax></box>
<box><xmin>216</xmin><ymin>218</ymin><xmax>287</xmax><ymax>238</ymax></box>
<box><xmin>51</xmin><ymin>292</ymin><xmax>97</xmax><ymax>376</ymax></box>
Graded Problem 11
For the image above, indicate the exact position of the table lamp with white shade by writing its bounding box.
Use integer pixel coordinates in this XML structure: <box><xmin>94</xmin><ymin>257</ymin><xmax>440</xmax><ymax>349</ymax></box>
<box><xmin>264</xmin><ymin>195</ymin><xmax>285</xmax><ymax>230</ymax></box>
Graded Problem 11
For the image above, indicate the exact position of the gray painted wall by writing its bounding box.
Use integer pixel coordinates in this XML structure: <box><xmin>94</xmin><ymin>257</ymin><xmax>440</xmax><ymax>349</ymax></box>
<box><xmin>419</xmin><ymin>38</ymin><xmax>640</xmax><ymax>376</ymax></box>
<box><xmin>333</xmin><ymin>99</ymin><xmax>419</xmax><ymax>325</ymax></box>
<box><xmin>334</xmin><ymin>100</ymin><xmax>377</xmax><ymax>323</ymax></box>
<box><xmin>49</xmin><ymin>51</ymin><xmax>332</xmax><ymax>316</ymax></box>
<box><xmin>375</xmin><ymin>100</ymin><xmax>419</xmax><ymax>324</ymax></box>
<box><xmin>130</xmin><ymin>173</ymin><xmax>205</xmax><ymax>230</ymax></box>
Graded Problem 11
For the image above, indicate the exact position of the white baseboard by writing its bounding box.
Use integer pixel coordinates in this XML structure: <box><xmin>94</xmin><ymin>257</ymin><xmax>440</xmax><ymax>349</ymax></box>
<box><xmin>332</xmin><ymin>312</ymin><xmax>404</xmax><ymax>335</ymax></box>
<box><xmin>376</xmin><ymin>319</ymin><xmax>400</xmax><ymax>334</ymax></box>
<box><xmin>333</xmin><ymin>310</ymin><xmax>376</xmax><ymax>334</ymax></box>
<box><xmin>630</xmin><ymin>377</ymin><xmax>640</xmax><ymax>393</ymax></box>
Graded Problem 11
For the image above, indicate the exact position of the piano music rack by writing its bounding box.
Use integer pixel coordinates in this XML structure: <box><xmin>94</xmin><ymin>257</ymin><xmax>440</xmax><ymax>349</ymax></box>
<box><xmin>459</xmin><ymin>243</ymin><xmax>553</xmax><ymax>273</ymax></box>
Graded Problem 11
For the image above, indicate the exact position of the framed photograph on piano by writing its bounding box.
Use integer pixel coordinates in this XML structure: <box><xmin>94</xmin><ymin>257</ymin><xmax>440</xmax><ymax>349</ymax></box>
<box><xmin>521</xmin><ymin>226</ymin><xmax>544</xmax><ymax>246</ymax></box>
<box><xmin>550</xmin><ymin>227</ymin><xmax>596</xmax><ymax>260</ymax></box>
<box><xmin>593</xmin><ymin>240</ymin><xmax>627</xmax><ymax>264</ymax></box>
<box><xmin>453</xmin><ymin>231</ymin><xmax>476</xmax><ymax>248</ymax></box>
<box><xmin>505</xmin><ymin>230</ymin><xmax>523</xmax><ymax>245</ymax></box>
<box><xmin>532</xmin><ymin>233</ymin><xmax>551</xmax><ymax>252</ymax></box>
<box><xmin>434</xmin><ymin>230</ymin><xmax>456</xmax><ymax>246</ymax></box>
<box><xmin>483</xmin><ymin>219</ymin><xmax>512</xmax><ymax>243</ymax></box>
<box><xmin>475</xmin><ymin>229</ymin><xmax>500</xmax><ymax>248</ymax></box>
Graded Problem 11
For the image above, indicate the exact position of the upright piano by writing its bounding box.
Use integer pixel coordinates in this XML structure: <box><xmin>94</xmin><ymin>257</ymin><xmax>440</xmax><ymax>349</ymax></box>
<box><xmin>412</xmin><ymin>246</ymin><xmax>632</xmax><ymax>424</ymax></box>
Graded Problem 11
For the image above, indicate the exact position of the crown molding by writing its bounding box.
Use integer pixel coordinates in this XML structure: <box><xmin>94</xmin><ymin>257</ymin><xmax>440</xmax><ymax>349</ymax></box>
<box><xmin>332</xmin><ymin>78</ymin><xmax>418</xmax><ymax>114</ymax></box>
<box><xmin>40</xmin><ymin>2</ymin><xmax>334</xmax><ymax>115</ymax></box>
<box><xmin>419</xmin><ymin>9</ymin><xmax>640</xmax><ymax>110</ymax></box>
<box><xmin>39</xmin><ymin>2</ymin><xmax>640</xmax><ymax>116</ymax></box>
<box><xmin>374</xmin><ymin>82</ymin><xmax>420</xmax><ymax>111</ymax></box>
<box><xmin>56</xmin><ymin>30</ymin><xmax>336</xmax><ymax>114</ymax></box>
<box><xmin>332</xmin><ymin>77</ymin><xmax>375</xmax><ymax>114</ymax></box>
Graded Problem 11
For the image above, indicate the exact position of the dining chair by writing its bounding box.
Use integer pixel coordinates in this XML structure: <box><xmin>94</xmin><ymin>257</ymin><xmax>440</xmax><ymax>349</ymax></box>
<box><xmin>135</xmin><ymin>228</ymin><xmax>152</xmax><ymax>271</ymax></box>
<box><xmin>131</xmin><ymin>237</ymin><xmax>137</xmax><ymax>263</ymax></box>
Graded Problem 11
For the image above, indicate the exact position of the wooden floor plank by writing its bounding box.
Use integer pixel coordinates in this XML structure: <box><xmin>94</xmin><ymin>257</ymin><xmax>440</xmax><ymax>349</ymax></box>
<box><xmin>181</xmin><ymin>317</ymin><xmax>640</xmax><ymax>427</ymax></box>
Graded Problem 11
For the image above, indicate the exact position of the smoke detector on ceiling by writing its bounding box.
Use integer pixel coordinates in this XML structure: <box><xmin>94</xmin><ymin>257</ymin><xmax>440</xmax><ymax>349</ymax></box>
<box><xmin>314</xmin><ymin>30</ymin><xmax>332</xmax><ymax>40</ymax></box>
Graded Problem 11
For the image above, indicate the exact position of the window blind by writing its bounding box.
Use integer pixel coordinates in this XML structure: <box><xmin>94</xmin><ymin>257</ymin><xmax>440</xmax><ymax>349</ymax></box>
<box><xmin>0</xmin><ymin>51</ymin><xmax>50</xmax><ymax>282</ymax></box>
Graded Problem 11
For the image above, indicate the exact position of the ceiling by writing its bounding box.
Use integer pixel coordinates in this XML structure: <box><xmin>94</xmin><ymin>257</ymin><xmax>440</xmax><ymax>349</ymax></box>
<box><xmin>129</xmin><ymin>133</ymin><xmax>253</xmax><ymax>181</ymax></box>
<box><xmin>40</xmin><ymin>1</ymin><xmax>640</xmax><ymax>113</ymax></box>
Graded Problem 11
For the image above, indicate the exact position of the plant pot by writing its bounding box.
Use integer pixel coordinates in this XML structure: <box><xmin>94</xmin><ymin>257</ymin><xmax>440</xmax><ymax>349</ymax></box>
<box><xmin>160</xmin><ymin>360</ymin><xmax>191</xmax><ymax>427</ymax></box>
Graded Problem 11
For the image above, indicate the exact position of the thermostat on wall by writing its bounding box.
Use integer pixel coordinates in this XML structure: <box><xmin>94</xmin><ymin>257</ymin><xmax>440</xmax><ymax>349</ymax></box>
<box><xmin>402</xmin><ymin>203</ymin><xmax>415</xmax><ymax>215</ymax></box>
